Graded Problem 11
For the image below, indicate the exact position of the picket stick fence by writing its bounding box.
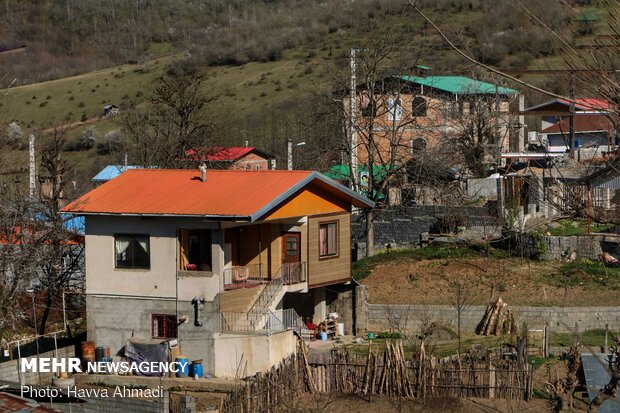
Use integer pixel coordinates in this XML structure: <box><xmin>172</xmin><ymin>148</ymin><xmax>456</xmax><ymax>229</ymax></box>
<box><xmin>222</xmin><ymin>341</ymin><xmax>534</xmax><ymax>413</ymax></box>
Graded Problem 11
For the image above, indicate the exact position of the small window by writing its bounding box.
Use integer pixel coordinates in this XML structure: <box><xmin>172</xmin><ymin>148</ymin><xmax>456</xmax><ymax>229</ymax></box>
<box><xmin>412</xmin><ymin>96</ymin><xmax>427</xmax><ymax>117</ymax></box>
<box><xmin>387</xmin><ymin>97</ymin><xmax>402</xmax><ymax>121</ymax></box>
<box><xmin>319</xmin><ymin>222</ymin><xmax>338</xmax><ymax>258</ymax></box>
<box><xmin>152</xmin><ymin>314</ymin><xmax>177</xmax><ymax>339</ymax></box>
<box><xmin>115</xmin><ymin>234</ymin><xmax>150</xmax><ymax>269</ymax></box>
<box><xmin>286</xmin><ymin>236</ymin><xmax>298</xmax><ymax>256</ymax></box>
<box><xmin>362</xmin><ymin>98</ymin><xmax>376</xmax><ymax>118</ymax></box>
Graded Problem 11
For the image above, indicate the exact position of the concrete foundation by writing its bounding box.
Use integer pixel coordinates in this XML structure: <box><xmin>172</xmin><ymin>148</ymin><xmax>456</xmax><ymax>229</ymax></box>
<box><xmin>86</xmin><ymin>295</ymin><xmax>218</xmax><ymax>375</ymax></box>
<box><xmin>212</xmin><ymin>330</ymin><xmax>296</xmax><ymax>378</ymax></box>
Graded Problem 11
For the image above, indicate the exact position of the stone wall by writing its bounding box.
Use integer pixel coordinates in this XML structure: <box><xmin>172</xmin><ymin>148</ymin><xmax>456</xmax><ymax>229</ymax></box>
<box><xmin>352</xmin><ymin>206</ymin><xmax>501</xmax><ymax>254</ymax></box>
<box><xmin>517</xmin><ymin>234</ymin><xmax>620</xmax><ymax>261</ymax></box>
<box><xmin>363</xmin><ymin>303</ymin><xmax>620</xmax><ymax>334</ymax></box>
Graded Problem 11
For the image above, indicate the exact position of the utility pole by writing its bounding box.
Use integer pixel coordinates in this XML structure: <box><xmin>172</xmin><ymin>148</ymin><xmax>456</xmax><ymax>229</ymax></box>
<box><xmin>287</xmin><ymin>139</ymin><xmax>306</xmax><ymax>170</ymax></box>
<box><xmin>569</xmin><ymin>73</ymin><xmax>576</xmax><ymax>157</ymax></box>
<box><xmin>287</xmin><ymin>139</ymin><xmax>293</xmax><ymax>170</ymax></box>
<box><xmin>350</xmin><ymin>48</ymin><xmax>358</xmax><ymax>192</ymax></box>
<box><xmin>29</xmin><ymin>134</ymin><xmax>36</xmax><ymax>199</ymax></box>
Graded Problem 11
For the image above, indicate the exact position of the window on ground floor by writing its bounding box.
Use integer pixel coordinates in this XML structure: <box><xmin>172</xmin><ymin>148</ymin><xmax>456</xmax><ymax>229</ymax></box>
<box><xmin>151</xmin><ymin>314</ymin><xmax>177</xmax><ymax>339</ymax></box>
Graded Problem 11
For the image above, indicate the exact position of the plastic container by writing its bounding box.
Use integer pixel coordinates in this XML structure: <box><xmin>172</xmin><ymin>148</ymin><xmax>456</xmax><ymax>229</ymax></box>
<box><xmin>337</xmin><ymin>323</ymin><xmax>345</xmax><ymax>336</ymax></box>
<box><xmin>319</xmin><ymin>332</ymin><xmax>327</xmax><ymax>341</ymax></box>
<box><xmin>190</xmin><ymin>360</ymin><xmax>203</xmax><ymax>378</ymax></box>
<box><xmin>95</xmin><ymin>346</ymin><xmax>104</xmax><ymax>362</ymax></box>
<box><xmin>176</xmin><ymin>357</ymin><xmax>190</xmax><ymax>378</ymax></box>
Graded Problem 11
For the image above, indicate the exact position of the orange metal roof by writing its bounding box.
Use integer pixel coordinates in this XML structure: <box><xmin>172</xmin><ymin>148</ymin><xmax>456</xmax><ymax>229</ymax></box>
<box><xmin>63</xmin><ymin>169</ymin><xmax>373</xmax><ymax>220</ymax></box>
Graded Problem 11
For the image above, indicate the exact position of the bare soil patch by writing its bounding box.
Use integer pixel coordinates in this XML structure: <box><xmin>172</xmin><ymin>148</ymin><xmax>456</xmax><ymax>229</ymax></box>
<box><xmin>362</xmin><ymin>257</ymin><xmax>620</xmax><ymax>306</ymax></box>
<box><xmin>283</xmin><ymin>393</ymin><xmax>553</xmax><ymax>412</ymax></box>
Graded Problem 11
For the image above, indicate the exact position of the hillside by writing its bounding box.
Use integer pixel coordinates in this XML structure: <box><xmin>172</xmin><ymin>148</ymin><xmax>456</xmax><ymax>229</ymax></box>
<box><xmin>0</xmin><ymin>1</ymin><xmax>615</xmax><ymax>180</ymax></box>
<box><xmin>355</xmin><ymin>248</ymin><xmax>620</xmax><ymax>307</ymax></box>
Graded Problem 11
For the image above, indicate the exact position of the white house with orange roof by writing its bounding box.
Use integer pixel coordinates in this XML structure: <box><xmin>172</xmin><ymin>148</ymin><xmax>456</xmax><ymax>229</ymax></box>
<box><xmin>63</xmin><ymin>168</ymin><xmax>373</xmax><ymax>377</ymax></box>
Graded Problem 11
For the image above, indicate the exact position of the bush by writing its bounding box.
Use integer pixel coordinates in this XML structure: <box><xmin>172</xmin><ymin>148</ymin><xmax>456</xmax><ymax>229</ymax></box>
<box><xmin>65</xmin><ymin>126</ymin><xmax>97</xmax><ymax>151</ymax></box>
<box><xmin>96</xmin><ymin>129</ymin><xmax>124</xmax><ymax>155</ymax></box>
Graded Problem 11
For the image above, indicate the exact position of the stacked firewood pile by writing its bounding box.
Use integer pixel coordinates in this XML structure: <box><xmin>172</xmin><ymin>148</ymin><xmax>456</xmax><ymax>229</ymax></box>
<box><xmin>477</xmin><ymin>298</ymin><xmax>519</xmax><ymax>336</ymax></box>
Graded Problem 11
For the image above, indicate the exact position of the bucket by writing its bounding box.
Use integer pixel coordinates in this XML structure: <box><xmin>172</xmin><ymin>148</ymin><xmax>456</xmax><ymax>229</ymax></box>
<box><xmin>81</xmin><ymin>341</ymin><xmax>95</xmax><ymax>364</ymax></box>
<box><xmin>95</xmin><ymin>346</ymin><xmax>104</xmax><ymax>362</ymax></box>
<box><xmin>337</xmin><ymin>323</ymin><xmax>345</xmax><ymax>336</ymax></box>
<box><xmin>190</xmin><ymin>360</ymin><xmax>204</xmax><ymax>379</ymax></box>
<box><xmin>176</xmin><ymin>357</ymin><xmax>190</xmax><ymax>378</ymax></box>
<box><xmin>319</xmin><ymin>332</ymin><xmax>327</xmax><ymax>341</ymax></box>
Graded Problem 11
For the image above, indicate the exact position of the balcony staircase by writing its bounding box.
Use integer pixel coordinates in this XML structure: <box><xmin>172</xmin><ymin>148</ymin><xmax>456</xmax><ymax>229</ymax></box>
<box><xmin>220</xmin><ymin>262</ymin><xmax>307</xmax><ymax>337</ymax></box>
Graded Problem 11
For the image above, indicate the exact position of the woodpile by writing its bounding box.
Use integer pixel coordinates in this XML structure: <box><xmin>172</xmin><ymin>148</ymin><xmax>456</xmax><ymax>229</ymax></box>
<box><xmin>477</xmin><ymin>298</ymin><xmax>519</xmax><ymax>336</ymax></box>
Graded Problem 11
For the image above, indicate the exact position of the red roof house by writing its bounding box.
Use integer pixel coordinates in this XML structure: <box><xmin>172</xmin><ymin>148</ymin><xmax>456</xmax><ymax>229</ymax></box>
<box><xmin>185</xmin><ymin>147</ymin><xmax>275</xmax><ymax>170</ymax></box>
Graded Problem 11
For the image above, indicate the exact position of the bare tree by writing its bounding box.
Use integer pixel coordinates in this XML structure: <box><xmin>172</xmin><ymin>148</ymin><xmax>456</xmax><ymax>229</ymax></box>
<box><xmin>331</xmin><ymin>28</ymin><xmax>437</xmax><ymax>256</ymax></box>
<box><xmin>122</xmin><ymin>68</ymin><xmax>219</xmax><ymax>168</ymax></box>
<box><xmin>34</xmin><ymin>131</ymin><xmax>84</xmax><ymax>334</ymax></box>
<box><xmin>547</xmin><ymin>343</ymin><xmax>583</xmax><ymax>412</ymax></box>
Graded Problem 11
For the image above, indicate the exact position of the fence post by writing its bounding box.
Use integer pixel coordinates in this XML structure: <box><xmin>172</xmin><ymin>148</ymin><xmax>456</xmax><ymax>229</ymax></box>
<box><xmin>489</xmin><ymin>363</ymin><xmax>496</xmax><ymax>399</ymax></box>
<box><xmin>16</xmin><ymin>341</ymin><xmax>22</xmax><ymax>386</ymax></box>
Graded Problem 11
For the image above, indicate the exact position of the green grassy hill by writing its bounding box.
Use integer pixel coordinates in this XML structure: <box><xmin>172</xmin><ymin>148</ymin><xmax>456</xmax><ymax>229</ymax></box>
<box><xmin>0</xmin><ymin>1</ymin><xmax>614</xmax><ymax>181</ymax></box>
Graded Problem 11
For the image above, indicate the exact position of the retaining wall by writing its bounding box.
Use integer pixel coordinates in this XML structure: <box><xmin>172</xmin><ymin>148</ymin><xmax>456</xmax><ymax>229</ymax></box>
<box><xmin>47</xmin><ymin>393</ymin><xmax>169</xmax><ymax>413</ymax></box>
<box><xmin>364</xmin><ymin>303</ymin><xmax>620</xmax><ymax>334</ymax></box>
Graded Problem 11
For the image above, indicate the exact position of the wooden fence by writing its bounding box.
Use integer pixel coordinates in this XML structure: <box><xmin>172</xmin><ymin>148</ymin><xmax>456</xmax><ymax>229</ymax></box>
<box><xmin>222</xmin><ymin>341</ymin><xmax>534</xmax><ymax>413</ymax></box>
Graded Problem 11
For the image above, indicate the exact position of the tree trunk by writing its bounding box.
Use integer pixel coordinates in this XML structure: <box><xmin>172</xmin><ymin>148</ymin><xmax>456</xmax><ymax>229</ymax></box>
<box><xmin>366</xmin><ymin>208</ymin><xmax>374</xmax><ymax>257</ymax></box>
<box><xmin>38</xmin><ymin>291</ymin><xmax>53</xmax><ymax>335</ymax></box>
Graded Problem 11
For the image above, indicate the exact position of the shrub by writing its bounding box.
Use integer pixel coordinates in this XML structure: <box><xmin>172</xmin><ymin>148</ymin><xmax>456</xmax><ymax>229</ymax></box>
<box><xmin>96</xmin><ymin>129</ymin><xmax>124</xmax><ymax>155</ymax></box>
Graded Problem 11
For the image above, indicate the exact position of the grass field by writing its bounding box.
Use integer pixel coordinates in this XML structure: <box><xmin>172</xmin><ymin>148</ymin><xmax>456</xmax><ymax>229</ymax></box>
<box><xmin>357</xmin><ymin>246</ymin><xmax>620</xmax><ymax>306</ymax></box>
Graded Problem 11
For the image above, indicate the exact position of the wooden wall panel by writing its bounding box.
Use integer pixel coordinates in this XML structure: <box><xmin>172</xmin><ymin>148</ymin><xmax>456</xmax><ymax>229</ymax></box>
<box><xmin>307</xmin><ymin>212</ymin><xmax>351</xmax><ymax>288</ymax></box>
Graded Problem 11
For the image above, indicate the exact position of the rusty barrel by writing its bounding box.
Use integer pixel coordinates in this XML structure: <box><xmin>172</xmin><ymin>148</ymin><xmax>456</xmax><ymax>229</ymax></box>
<box><xmin>81</xmin><ymin>341</ymin><xmax>95</xmax><ymax>365</ymax></box>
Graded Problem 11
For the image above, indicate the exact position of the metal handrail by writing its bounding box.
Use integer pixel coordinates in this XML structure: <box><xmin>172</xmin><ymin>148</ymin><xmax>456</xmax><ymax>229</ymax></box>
<box><xmin>220</xmin><ymin>308</ymin><xmax>304</xmax><ymax>336</ymax></box>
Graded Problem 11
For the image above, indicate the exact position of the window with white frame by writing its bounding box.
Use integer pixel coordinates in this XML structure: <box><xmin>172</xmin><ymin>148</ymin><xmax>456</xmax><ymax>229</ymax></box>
<box><xmin>114</xmin><ymin>234</ymin><xmax>150</xmax><ymax>269</ymax></box>
<box><xmin>387</xmin><ymin>96</ymin><xmax>402</xmax><ymax>121</ymax></box>
<box><xmin>319</xmin><ymin>222</ymin><xmax>338</xmax><ymax>258</ymax></box>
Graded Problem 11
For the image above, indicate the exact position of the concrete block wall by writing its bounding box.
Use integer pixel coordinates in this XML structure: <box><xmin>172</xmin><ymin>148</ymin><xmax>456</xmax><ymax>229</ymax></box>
<box><xmin>518</xmin><ymin>234</ymin><xmax>620</xmax><ymax>261</ymax></box>
<box><xmin>87</xmin><ymin>295</ymin><xmax>218</xmax><ymax>375</ymax></box>
<box><xmin>363</xmin><ymin>303</ymin><xmax>620</xmax><ymax>334</ymax></box>
<box><xmin>0</xmin><ymin>345</ymin><xmax>74</xmax><ymax>385</ymax></box>
<box><xmin>49</xmin><ymin>393</ymin><xmax>169</xmax><ymax>413</ymax></box>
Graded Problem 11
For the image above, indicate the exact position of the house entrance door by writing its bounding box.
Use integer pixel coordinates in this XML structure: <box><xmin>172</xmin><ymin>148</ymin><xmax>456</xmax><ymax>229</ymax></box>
<box><xmin>282</xmin><ymin>232</ymin><xmax>302</xmax><ymax>283</ymax></box>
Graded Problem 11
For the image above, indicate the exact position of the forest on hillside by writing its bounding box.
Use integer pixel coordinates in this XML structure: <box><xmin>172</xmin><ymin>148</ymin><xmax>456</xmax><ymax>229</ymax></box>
<box><xmin>0</xmin><ymin>0</ymin><xmax>616</xmax><ymax>183</ymax></box>
<box><xmin>0</xmin><ymin>0</ymin><xmax>596</xmax><ymax>86</ymax></box>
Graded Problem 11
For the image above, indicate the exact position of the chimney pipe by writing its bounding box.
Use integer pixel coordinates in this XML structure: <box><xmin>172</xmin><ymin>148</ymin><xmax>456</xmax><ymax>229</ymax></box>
<box><xmin>199</xmin><ymin>163</ymin><xmax>207</xmax><ymax>182</ymax></box>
